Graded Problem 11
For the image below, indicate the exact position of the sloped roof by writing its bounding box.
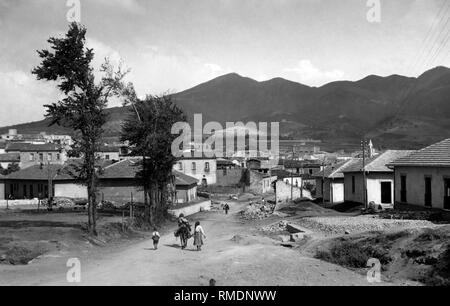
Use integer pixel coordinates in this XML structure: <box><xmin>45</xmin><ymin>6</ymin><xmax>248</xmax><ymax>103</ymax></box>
<box><xmin>388</xmin><ymin>138</ymin><xmax>450</xmax><ymax>167</ymax></box>
<box><xmin>343</xmin><ymin>150</ymin><xmax>415</xmax><ymax>173</ymax></box>
<box><xmin>314</xmin><ymin>159</ymin><xmax>355</xmax><ymax>179</ymax></box>
<box><xmin>5</xmin><ymin>143</ymin><xmax>62</xmax><ymax>152</ymax></box>
<box><xmin>173</xmin><ymin>170</ymin><xmax>198</xmax><ymax>186</ymax></box>
<box><xmin>101</xmin><ymin>159</ymin><xmax>198</xmax><ymax>186</ymax></box>
<box><xmin>5</xmin><ymin>159</ymin><xmax>113</xmax><ymax>181</ymax></box>
<box><xmin>5</xmin><ymin>164</ymin><xmax>65</xmax><ymax>180</ymax></box>
<box><xmin>0</xmin><ymin>153</ymin><xmax>20</xmax><ymax>162</ymax></box>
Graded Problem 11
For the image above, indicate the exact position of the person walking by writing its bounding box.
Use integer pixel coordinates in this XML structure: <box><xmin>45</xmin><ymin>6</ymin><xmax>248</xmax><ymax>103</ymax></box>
<box><xmin>193</xmin><ymin>221</ymin><xmax>206</xmax><ymax>251</ymax></box>
<box><xmin>152</xmin><ymin>227</ymin><xmax>161</xmax><ymax>250</ymax></box>
<box><xmin>223</xmin><ymin>203</ymin><xmax>230</xmax><ymax>215</ymax></box>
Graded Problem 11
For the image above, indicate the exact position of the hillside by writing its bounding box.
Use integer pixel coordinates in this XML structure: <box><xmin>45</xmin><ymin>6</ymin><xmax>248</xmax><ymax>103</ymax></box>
<box><xmin>1</xmin><ymin>67</ymin><xmax>449</xmax><ymax>151</ymax></box>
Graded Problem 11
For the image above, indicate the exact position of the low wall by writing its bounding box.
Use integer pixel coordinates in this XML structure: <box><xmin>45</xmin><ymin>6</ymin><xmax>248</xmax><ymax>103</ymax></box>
<box><xmin>276</xmin><ymin>180</ymin><xmax>312</xmax><ymax>203</ymax></box>
<box><xmin>167</xmin><ymin>200</ymin><xmax>211</xmax><ymax>217</ymax></box>
<box><xmin>0</xmin><ymin>199</ymin><xmax>40</xmax><ymax>210</ymax></box>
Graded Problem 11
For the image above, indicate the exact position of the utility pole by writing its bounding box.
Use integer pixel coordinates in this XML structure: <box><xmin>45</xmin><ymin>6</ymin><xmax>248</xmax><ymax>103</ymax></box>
<box><xmin>361</xmin><ymin>139</ymin><xmax>368</xmax><ymax>210</ymax></box>
<box><xmin>47</xmin><ymin>161</ymin><xmax>53</xmax><ymax>211</ymax></box>
<box><xmin>321</xmin><ymin>157</ymin><xmax>326</xmax><ymax>206</ymax></box>
<box><xmin>291</xmin><ymin>146</ymin><xmax>294</xmax><ymax>202</ymax></box>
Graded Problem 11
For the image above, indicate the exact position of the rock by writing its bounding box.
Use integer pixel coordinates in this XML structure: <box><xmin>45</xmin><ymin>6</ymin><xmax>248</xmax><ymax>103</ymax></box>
<box><xmin>345</xmin><ymin>230</ymin><xmax>351</xmax><ymax>235</ymax></box>
<box><xmin>290</xmin><ymin>233</ymin><xmax>304</xmax><ymax>242</ymax></box>
<box><xmin>279</xmin><ymin>235</ymin><xmax>290</xmax><ymax>243</ymax></box>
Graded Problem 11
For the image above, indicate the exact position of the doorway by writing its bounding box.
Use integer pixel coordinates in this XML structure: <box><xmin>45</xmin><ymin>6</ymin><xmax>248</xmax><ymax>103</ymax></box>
<box><xmin>381</xmin><ymin>182</ymin><xmax>392</xmax><ymax>204</ymax></box>
<box><xmin>425</xmin><ymin>177</ymin><xmax>432</xmax><ymax>207</ymax></box>
<box><xmin>444</xmin><ymin>179</ymin><xmax>450</xmax><ymax>210</ymax></box>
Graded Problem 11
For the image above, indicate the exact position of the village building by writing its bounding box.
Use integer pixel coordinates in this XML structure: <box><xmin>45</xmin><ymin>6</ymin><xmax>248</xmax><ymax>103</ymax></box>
<box><xmin>96</xmin><ymin>146</ymin><xmax>121</xmax><ymax>161</ymax></box>
<box><xmin>0</xmin><ymin>159</ymin><xmax>199</xmax><ymax>205</ymax></box>
<box><xmin>174</xmin><ymin>155</ymin><xmax>217</xmax><ymax>186</ymax></box>
<box><xmin>388</xmin><ymin>138</ymin><xmax>450</xmax><ymax>210</ymax></box>
<box><xmin>314</xmin><ymin>160</ymin><xmax>354</xmax><ymax>204</ymax></box>
<box><xmin>4</xmin><ymin>143</ymin><xmax>67</xmax><ymax>169</ymax></box>
<box><xmin>342</xmin><ymin>150</ymin><xmax>414</xmax><ymax>206</ymax></box>
<box><xmin>97</xmin><ymin>159</ymin><xmax>199</xmax><ymax>205</ymax></box>
<box><xmin>0</xmin><ymin>153</ymin><xmax>20</xmax><ymax>169</ymax></box>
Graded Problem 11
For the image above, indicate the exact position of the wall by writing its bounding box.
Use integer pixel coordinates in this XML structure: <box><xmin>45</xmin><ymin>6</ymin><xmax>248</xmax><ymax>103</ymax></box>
<box><xmin>275</xmin><ymin>180</ymin><xmax>312</xmax><ymax>203</ymax></box>
<box><xmin>316</xmin><ymin>178</ymin><xmax>345</xmax><ymax>203</ymax></box>
<box><xmin>0</xmin><ymin>199</ymin><xmax>40</xmax><ymax>209</ymax></box>
<box><xmin>97</xmin><ymin>180</ymin><xmax>145</xmax><ymax>204</ymax></box>
<box><xmin>283</xmin><ymin>176</ymin><xmax>302</xmax><ymax>188</ymax></box>
<box><xmin>96</xmin><ymin>152</ymin><xmax>120</xmax><ymax>161</ymax></box>
<box><xmin>394</xmin><ymin>166</ymin><xmax>450</xmax><ymax>209</ymax></box>
<box><xmin>167</xmin><ymin>200</ymin><xmax>211</xmax><ymax>217</ymax></box>
<box><xmin>54</xmin><ymin>182</ymin><xmax>88</xmax><ymax>199</ymax></box>
<box><xmin>174</xmin><ymin>158</ymin><xmax>217</xmax><ymax>185</ymax></box>
<box><xmin>176</xmin><ymin>185</ymin><xmax>197</xmax><ymax>204</ymax></box>
<box><xmin>248</xmin><ymin>171</ymin><xmax>276</xmax><ymax>194</ymax></box>
<box><xmin>216</xmin><ymin>168</ymin><xmax>243</xmax><ymax>186</ymax></box>
<box><xmin>19</xmin><ymin>151</ymin><xmax>67</xmax><ymax>169</ymax></box>
<box><xmin>344</xmin><ymin>172</ymin><xmax>394</xmax><ymax>205</ymax></box>
<box><xmin>0</xmin><ymin>182</ymin><xmax>4</xmax><ymax>200</ymax></box>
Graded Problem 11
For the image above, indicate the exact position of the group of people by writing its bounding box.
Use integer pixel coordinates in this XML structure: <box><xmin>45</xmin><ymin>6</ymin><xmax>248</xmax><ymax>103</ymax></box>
<box><xmin>151</xmin><ymin>202</ymin><xmax>233</xmax><ymax>251</ymax></box>
<box><xmin>152</xmin><ymin>213</ymin><xmax>207</xmax><ymax>251</ymax></box>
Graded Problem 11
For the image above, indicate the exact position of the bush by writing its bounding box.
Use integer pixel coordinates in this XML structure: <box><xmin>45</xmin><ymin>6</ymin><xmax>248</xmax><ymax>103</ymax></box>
<box><xmin>315</xmin><ymin>240</ymin><xmax>392</xmax><ymax>269</ymax></box>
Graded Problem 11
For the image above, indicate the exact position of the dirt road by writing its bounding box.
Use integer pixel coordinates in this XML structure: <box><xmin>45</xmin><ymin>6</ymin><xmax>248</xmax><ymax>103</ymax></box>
<box><xmin>0</xmin><ymin>201</ymin><xmax>394</xmax><ymax>286</ymax></box>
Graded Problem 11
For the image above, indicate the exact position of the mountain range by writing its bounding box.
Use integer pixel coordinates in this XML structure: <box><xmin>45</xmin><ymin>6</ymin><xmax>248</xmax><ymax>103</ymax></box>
<box><xmin>1</xmin><ymin>66</ymin><xmax>449</xmax><ymax>152</ymax></box>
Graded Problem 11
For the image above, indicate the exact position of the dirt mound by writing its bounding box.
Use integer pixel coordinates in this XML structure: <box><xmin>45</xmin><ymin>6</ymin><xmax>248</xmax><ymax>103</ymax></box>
<box><xmin>298</xmin><ymin>215</ymin><xmax>434</xmax><ymax>235</ymax></box>
<box><xmin>240</xmin><ymin>201</ymin><xmax>276</xmax><ymax>220</ymax></box>
<box><xmin>277</xmin><ymin>201</ymin><xmax>335</xmax><ymax>217</ymax></box>
<box><xmin>315</xmin><ymin>226</ymin><xmax>450</xmax><ymax>285</ymax></box>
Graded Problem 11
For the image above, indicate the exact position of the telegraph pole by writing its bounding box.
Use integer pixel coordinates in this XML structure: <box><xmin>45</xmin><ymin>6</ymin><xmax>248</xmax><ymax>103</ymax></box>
<box><xmin>290</xmin><ymin>146</ymin><xmax>294</xmax><ymax>201</ymax></box>
<box><xmin>321</xmin><ymin>157</ymin><xmax>326</xmax><ymax>206</ymax></box>
<box><xmin>361</xmin><ymin>139</ymin><xmax>368</xmax><ymax>210</ymax></box>
<box><xmin>47</xmin><ymin>161</ymin><xmax>53</xmax><ymax>211</ymax></box>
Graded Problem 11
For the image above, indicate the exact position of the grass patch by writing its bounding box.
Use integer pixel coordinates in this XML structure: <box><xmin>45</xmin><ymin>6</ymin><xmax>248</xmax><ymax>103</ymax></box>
<box><xmin>315</xmin><ymin>239</ymin><xmax>392</xmax><ymax>269</ymax></box>
<box><xmin>1</xmin><ymin>246</ymin><xmax>46</xmax><ymax>265</ymax></box>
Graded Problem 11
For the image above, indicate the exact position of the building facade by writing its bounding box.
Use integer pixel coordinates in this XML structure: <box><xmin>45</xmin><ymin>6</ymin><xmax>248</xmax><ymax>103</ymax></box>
<box><xmin>388</xmin><ymin>139</ymin><xmax>450</xmax><ymax>210</ymax></box>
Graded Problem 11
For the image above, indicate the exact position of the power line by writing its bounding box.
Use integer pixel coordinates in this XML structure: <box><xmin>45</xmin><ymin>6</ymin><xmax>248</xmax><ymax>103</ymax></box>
<box><xmin>410</xmin><ymin>0</ymin><xmax>449</xmax><ymax>73</ymax></box>
<box><xmin>412</xmin><ymin>0</ymin><xmax>450</xmax><ymax>74</ymax></box>
<box><xmin>426</xmin><ymin>22</ymin><xmax>450</xmax><ymax>68</ymax></box>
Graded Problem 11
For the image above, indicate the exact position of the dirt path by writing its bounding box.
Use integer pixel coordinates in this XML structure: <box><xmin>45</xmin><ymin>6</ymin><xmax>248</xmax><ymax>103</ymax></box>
<box><xmin>0</xmin><ymin>201</ymin><xmax>398</xmax><ymax>286</ymax></box>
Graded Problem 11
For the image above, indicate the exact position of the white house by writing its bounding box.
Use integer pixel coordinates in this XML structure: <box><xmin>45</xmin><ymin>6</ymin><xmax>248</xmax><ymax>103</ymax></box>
<box><xmin>315</xmin><ymin>159</ymin><xmax>355</xmax><ymax>204</ymax></box>
<box><xmin>343</xmin><ymin>150</ymin><xmax>414</xmax><ymax>206</ymax></box>
<box><xmin>388</xmin><ymin>138</ymin><xmax>450</xmax><ymax>210</ymax></box>
<box><xmin>174</xmin><ymin>155</ymin><xmax>217</xmax><ymax>186</ymax></box>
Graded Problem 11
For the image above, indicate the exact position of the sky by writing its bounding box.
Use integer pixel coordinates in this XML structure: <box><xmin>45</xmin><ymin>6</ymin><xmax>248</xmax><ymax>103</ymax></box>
<box><xmin>0</xmin><ymin>0</ymin><xmax>449</xmax><ymax>126</ymax></box>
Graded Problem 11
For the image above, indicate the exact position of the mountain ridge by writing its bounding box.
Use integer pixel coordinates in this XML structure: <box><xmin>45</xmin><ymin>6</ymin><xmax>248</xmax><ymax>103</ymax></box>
<box><xmin>1</xmin><ymin>66</ymin><xmax>449</xmax><ymax>151</ymax></box>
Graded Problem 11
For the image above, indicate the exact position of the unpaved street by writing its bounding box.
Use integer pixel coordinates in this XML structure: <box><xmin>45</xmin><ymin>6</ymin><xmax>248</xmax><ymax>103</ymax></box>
<box><xmin>0</xmin><ymin>201</ymin><xmax>392</xmax><ymax>286</ymax></box>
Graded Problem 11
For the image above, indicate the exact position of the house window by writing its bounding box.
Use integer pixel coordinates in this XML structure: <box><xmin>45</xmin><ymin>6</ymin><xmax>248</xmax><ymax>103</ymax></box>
<box><xmin>352</xmin><ymin>176</ymin><xmax>356</xmax><ymax>194</ymax></box>
<box><xmin>29</xmin><ymin>153</ymin><xmax>35</xmax><ymax>161</ymax></box>
<box><xmin>105</xmin><ymin>154</ymin><xmax>110</xmax><ymax>160</ymax></box>
<box><xmin>178</xmin><ymin>162</ymin><xmax>183</xmax><ymax>171</ymax></box>
<box><xmin>191</xmin><ymin>162</ymin><xmax>196</xmax><ymax>171</ymax></box>
<box><xmin>205</xmin><ymin>162</ymin><xmax>210</xmax><ymax>173</ymax></box>
<box><xmin>39</xmin><ymin>153</ymin><xmax>44</xmax><ymax>161</ymax></box>
<box><xmin>56</xmin><ymin>153</ymin><xmax>61</xmax><ymax>161</ymax></box>
<box><xmin>47</xmin><ymin>153</ymin><xmax>52</xmax><ymax>161</ymax></box>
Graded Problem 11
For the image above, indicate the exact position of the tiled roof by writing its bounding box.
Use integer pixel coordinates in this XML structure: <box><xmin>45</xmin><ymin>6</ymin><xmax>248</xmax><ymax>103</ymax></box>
<box><xmin>5</xmin><ymin>164</ymin><xmax>66</xmax><ymax>180</ymax></box>
<box><xmin>280</xmin><ymin>160</ymin><xmax>321</xmax><ymax>168</ymax></box>
<box><xmin>388</xmin><ymin>138</ymin><xmax>450</xmax><ymax>167</ymax></box>
<box><xmin>4</xmin><ymin>159</ymin><xmax>113</xmax><ymax>181</ymax></box>
<box><xmin>100</xmin><ymin>159</ymin><xmax>141</xmax><ymax>179</ymax></box>
<box><xmin>0</xmin><ymin>153</ymin><xmax>20</xmax><ymax>162</ymax></box>
<box><xmin>101</xmin><ymin>159</ymin><xmax>198</xmax><ymax>186</ymax></box>
<box><xmin>173</xmin><ymin>170</ymin><xmax>198</xmax><ymax>186</ymax></box>
<box><xmin>5</xmin><ymin>143</ymin><xmax>62</xmax><ymax>152</ymax></box>
<box><xmin>343</xmin><ymin>150</ymin><xmax>415</xmax><ymax>173</ymax></box>
<box><xmin>314</xmin><ymin>160</ymin><xmax>355</xmax><ymax>179</ymax></box>
<box><xmin>97</xmin><ymin>146</ymin><xmax>120</xmax><ymax>153</ymax></box>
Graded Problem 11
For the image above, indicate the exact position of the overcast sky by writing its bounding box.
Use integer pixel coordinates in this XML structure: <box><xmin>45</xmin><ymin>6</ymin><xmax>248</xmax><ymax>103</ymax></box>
<box><xmin>0</xmin><ymin>0</ymin><xmax>449</xmax><ymax>125</ymax></box>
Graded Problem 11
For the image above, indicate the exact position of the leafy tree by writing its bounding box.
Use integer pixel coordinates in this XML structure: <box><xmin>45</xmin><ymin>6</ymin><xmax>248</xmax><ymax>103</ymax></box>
<box><xmin>121</xmin><ymin>95</ymin><xmax>186</xmax><ymax>225</ymax></box>
<box><xmin>4</xmin><ymin>163</ymin><xmax>20</xmax><ymax>175</ymax></box>
<box><xmin>32</xmin><ymin>22</ymin><xmax>128</xmax><ymax>235</ymax></box>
